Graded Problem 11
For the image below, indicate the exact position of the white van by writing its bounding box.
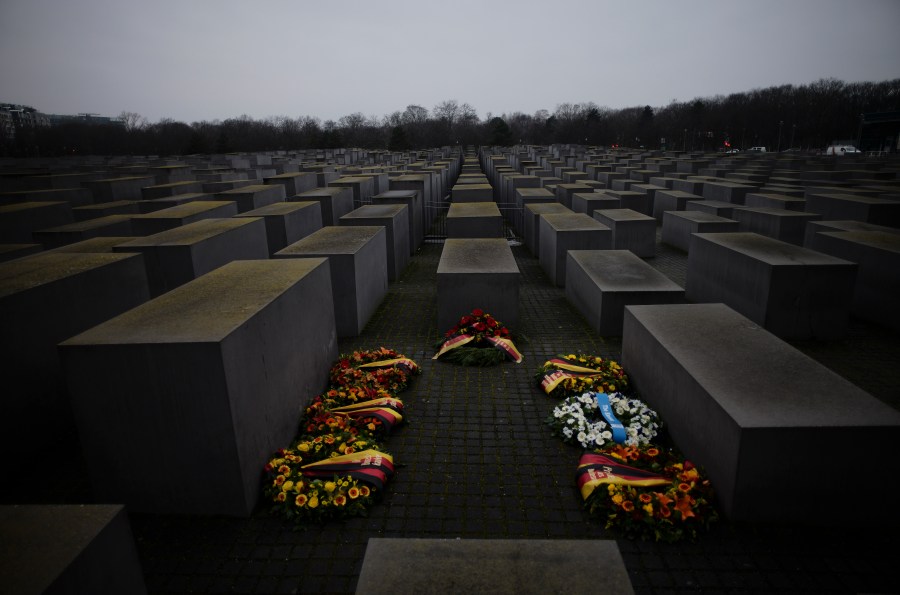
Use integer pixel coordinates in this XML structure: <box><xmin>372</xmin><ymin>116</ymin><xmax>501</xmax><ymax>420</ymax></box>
<box><xmin>747</xmin><ymin>146</ymin><xmax>767</xmax><ymax>153</ymax></box>
<box><xmin>825</xmin><ymin>145</ymin><xmax>861</xmax><ymax>155</ymax></box>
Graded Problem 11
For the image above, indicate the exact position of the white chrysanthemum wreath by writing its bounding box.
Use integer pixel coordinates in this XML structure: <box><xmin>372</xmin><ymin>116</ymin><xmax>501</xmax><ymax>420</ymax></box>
<box><xmin>545</xmin><ymin>392</ymin><xmax>661</xmax><ymax>450</ymax></box>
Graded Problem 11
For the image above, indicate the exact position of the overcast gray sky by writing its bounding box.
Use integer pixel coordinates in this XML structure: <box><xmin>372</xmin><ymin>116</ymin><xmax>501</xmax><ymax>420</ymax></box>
<box><xmin>2</xmin><ymin>0</ymin><xmax>898</xmax><ymax>124</ymax></box>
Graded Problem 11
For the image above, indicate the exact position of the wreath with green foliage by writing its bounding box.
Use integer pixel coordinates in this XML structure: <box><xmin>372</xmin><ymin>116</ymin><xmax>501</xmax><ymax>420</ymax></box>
<box><xmin>328</xmin><ymin>347</ymin><xmax>419</xmax><ymax>393</ymax></box>
<box><xmin>578</xmin><ymin>443</ymin><xmax>718</xmax><ymax>542</ymax></box>
<box><xmin>433</xmin><ymin>308</ymin><xmax>523</xmax><ymax>366</ymax></box>
<box><xmin>534</xmin><ymin>353</ymin><xmax>629</xmax><ymax>398</ymax></box>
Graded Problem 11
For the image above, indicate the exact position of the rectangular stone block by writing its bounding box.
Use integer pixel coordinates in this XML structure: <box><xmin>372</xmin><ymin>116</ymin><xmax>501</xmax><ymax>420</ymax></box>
<box><xmin>683</xmin><ymin>199</ymin><xmax>748</xmax><ymax>219</ymax></box>
<box><xmin>130</xmin><ymin>200</ymin><xmax>239</xmax><ymax>236</ymax></box>
<box><xmin>805</xmin><ymin>230</ymin><xmax>900</xmax><ymax>331</ymax></box>
<box><xmin>114</xmin><ymin>218</ymin><xmax>269</xmax><ymax>296</ymax></box>
<box><xmin>72</xmin><ymin>200</ymin><xmax>140</xmax><ymax>221</ymax></box>
<box><xmin>446</xmin><ymin>202</ymin><xmax>503</xmax><ymax>238</ymax></box>
<box><xmin>339</xmin><ymin>204</ymin><xmax>409</xmax><ymax>281</ymax></box>
<box><xmin>83</xmin><ymin>176</ymin><xmax>155</xmax><ymax>203</ymax></box>
<box><xmin>292</xmin><ymin>187</ymin><xmax>355</xmax><ymax>226</ymax></box>
<box><xmin>744</xmin><ymin>192</ymin><xmax>807</xmax><ymax>211</ymax></box>
<box><xmin>592</xmin><ymin>208</ymin><xmax>656</xmax><ymax>257</ymax></box>
<box><xmin>732</xmin><ymin>207</ymin><xmax>821</xmax><ymax>245</ymax></box>
<box><xmin>0</xmin><ymin>252</ymin><xmax>149</xmax><ymax>468</ymax></box>
<box><xmin>566</xmin><ymin>250</ymin><xmax>683</xmax><ymax>335</ymax></box>
<box><xmin>59</xmin><ymin>259</ymin><xmax>336</xmax><ymax>516</ymax></box>
<box><xmin>0</xmin><ymin>243</ymin><xmax>41</xmax><ymax>262</ymax></box>
<box><xmin>0</xmin><ymin>201</ymin><xmax>74</xmax><ymax>243</ymax></box>
<box><xmin>621</xmin><ymin>302</ymin><xmax>900</xmax><ymax>525</ymax></box>
<box><xmin>702</xmin><ymin>181</ymin><xmax>759</xmax><ymax>204</ymax></box>
<box><xmin>264</xmin><ymin>172</ymin><xmax>318</xmax><ymax>197</ymax></box>
<box><xmin>356</xmin><ymin>539</ymin><xmax>633</xmax><ymax>595</ymax></box>
<box><xmin>555</xmin><ymin>184</ymin><xmax>594</xmax><ymax>209</ymax></box>
<box><xmin>141</xmin><ymin>180</ymin><xmax>203</xmax><ymax>200</ymax></box>
<box><xmin>32</xmin><ymin>215</ymin><xmax>136</xmax><ymax>249</ymax></box>
<box><xmin>436</xmin><ymin>238</ymin><xmax>519</xmax><ymax>331</ymax></box>
<box><xmin>0</xmin><ymin>505</ymin><xmax>147</xmax><ymax>595</ymax></box>
<box><xmin>686</xmin><ymin>232</ymin><xmax>857</xmax><ymax>339</ymax></box>
<box><xmin>215</xmin><ymin>183</ymin><xmax>286</xmax><ymax>213</ymax></box>
<box><xmin>136</xmin><ymin>192</ymin><xmax>213</xmax><ymax>214</ymax></box>
<box><xmin>0</xmin><ymin>187</ymin><xmax>94</xmax><ymax>209</ymax></box>
<box><xmin>539</xmin><ymin>213</ymin><xmax>612</xmax><ymax>286</ymax></box>
<box><xmin>652</xmin><ymin>190</ymin><xmax>701</xmax><ymax>222</ymax></box>
<box><xmin>374</xmin><ymin>190</ymin><xmax>421</xmax><ymax>253</ymax></box>
<box><xmin>524</xmin><ymin>203</ymin><xmax>571</xmax><ymax>256</ymax></box>
<box><xmin>330</xmin><ymin>176</ymin><xmax>376</xmax><ymax>208</ymax></box>
<box><xmin>603</xmin><ymin>190</ymin><xmax>649</xmax><ymax>215</ymax></box>
<box><xmin>571</xmin><ymin>192</ymin><xmax>619</xmax><ymax>216</ymax></box>
<box><xmin>275</xmin><ymin>226</ymin><xmax>388</xmax><ymax>337</ymax></box>
<box><xmin>804</xmin><ymin>192</ymin><xmax>900</xmax><ymax>226</ymax></box>
<box><xmin>451</xmin><ymin>184</ymin><xmax>493</xmax><ymax>202</ymax></box>
<box><xmin>661</xmin><ymin>210</ymin><xmax>740</xmax><ymax>252</ymax></box>
<box><xmin>514</xmin><ymin>188</ymin><xmax>555</xmax><ymax>235</ymax></box>
<box><xmin>236</xmin><ymin>201</ymin><xmax>323</xmax><ymax>256</ymax></box>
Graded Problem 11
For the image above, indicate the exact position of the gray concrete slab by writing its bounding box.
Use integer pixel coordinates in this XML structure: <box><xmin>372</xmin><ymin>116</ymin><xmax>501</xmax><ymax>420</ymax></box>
<box><xmin>685</xmin><ymin>232</ymin><xmax>856</xmax><ymax>339</ymax></box>
<box><xmin>539</xmin><ymin>212</ymin><xmax>611</xmax><ymax>286</ymax></box>
<box><xmin>436</xmin><ymin>238</ymin><xmax>519</xmax><ymax>331</ymax></box>
<box><xmin>621</xmin><ymin>302</ymin><xmax>900</xmax><ymax>524</ymax></box>
<box><xmin>446</xmin><ymin>202</ymin><xmax>503</xmax><ymax>238</ymax></box>
<box><xmin>0</xmin><ymin>505</ymin><xmax>147</xmax><ymax>595</ymax></box>
<box><xmin>275</xmin><ymin>226</ymin><xmax>388</xmax><ymax>338</ymax></box>
<box><xmin>355</xmin><ymin>538</ymin><xmax>633</xmax><ymax>595</ymax></box>
<box><xmin>113</xmin><ymin>217</ymin><xmax>269</xmax><ymax>296</ymax></box>
<box><xmin>566</xmin><ymin>250</ymin><xmax>683</xmax><ymax>335</ymax></box>
<box><xmin>59</xmin><ymin>258</ymin><xmax>336</xmax><ymax>516</ymax></box>
<box><xmin>339</xmin><ymin>204</ymin><xmax>409</xmax><ymax>281</ymax></box>
<box><xmin>593</xmin><ymin>208</ymin><xmax>656</xmax><ymax>257</ymax></box>
<box><xmin>236</xmin><ymin>200</ymin><xmax>323</xmax><ymax>256</ymax></box>
<box><xmin>661</xmin><ymin>210</ymin><xmax>740</xmax><ymax>252</ymax></box>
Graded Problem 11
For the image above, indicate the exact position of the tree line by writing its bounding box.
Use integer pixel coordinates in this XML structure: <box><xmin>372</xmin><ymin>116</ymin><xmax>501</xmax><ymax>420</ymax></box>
<box><xmin>3</xmin><ymin>78</ymin><xmax>897</xmax><ymax>157</ymax></box>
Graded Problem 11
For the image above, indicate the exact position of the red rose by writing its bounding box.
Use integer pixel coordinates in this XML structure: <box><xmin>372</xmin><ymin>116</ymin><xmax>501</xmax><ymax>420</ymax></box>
<box><xmin>472</xmin><ymin>308</ymin><xmax>484</xmax><ymax>317</ymax></box>
<box><xmin>487</xmin><ymin>318</ymin><xmax>499</xmax><ymax>328</ymax></box>
<box><xmin>460</xmin><ymin>316</ymin><xmax>473</xmax><ymax>325</ymax></box>
<box><xmin>501</xmin><ymin>328</ymin><xmax>510</xmax><ymax>336</ymax></box>
<box><xmin>473</xmin><ymin>322</ymin><xmax>487</xmax><ymax>332</ymax></box>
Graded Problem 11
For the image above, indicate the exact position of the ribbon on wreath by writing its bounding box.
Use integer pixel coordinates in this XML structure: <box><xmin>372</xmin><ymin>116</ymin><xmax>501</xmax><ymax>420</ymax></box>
<box><xmin>301</xmin><ymin>449</ymin><xmax>395</xmax><ymax>491</ymax></box>
<box><xmin>357</xmin><ymin>357</ymin><xmax>419</xmax><ymax>375</ymax></box>
<box><xmin>433</xmin><ymin>334</ymin><xmax>523</xmax><ymax>363</ymax></box>
<box><xmin>575</xmin><ymin>453</ymin><xmax>670</xmax><ymax>500</ymax></box>
<box><xmin>539</xmin><ymin>358</ymin><xmax>614</xmax><ymax>394</ymax></box>
<box><xmin>328</xmin><ymin>397</ymin><xmax>405</xmax><ymax>434</ymax></box>
<box><xmin>594</xmin><ymin>392</ymin><xmax>626</xmax><ymax>444</ymax></box>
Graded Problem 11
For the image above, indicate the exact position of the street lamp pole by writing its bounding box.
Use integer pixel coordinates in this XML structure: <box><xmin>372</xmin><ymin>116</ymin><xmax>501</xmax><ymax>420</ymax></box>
<box><xmin>790</xmin><ymin>124</ymin><xmax>796</xmax><ymax>151</ymax></box>
<box><xmin>777</xmin><ymin>120</ymin><xmax>783</xmax><ymax>152</ymax></box>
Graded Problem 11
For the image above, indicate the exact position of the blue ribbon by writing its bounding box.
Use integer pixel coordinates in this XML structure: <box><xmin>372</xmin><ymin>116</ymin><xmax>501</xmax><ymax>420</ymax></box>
<box><xmin>594</xmin><ymin>392</ymin><xmax>626</xmax><ymax>444</ymax></box>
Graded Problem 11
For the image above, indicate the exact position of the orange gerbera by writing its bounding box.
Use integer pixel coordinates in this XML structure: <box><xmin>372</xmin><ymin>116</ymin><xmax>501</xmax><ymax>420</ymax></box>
<box><xmin>678</xmin><ymin>482</ymin><xmax>691</xmax><ymax>493</ymax></box>
<box><xmin>359</xmin><ymin>485</ymin><xmax>371</xmax><ymax>497</ymax></box>
<box><xmin>295</xmin><ymin>494</ymin><xmax>308</xmax><ymax>507</ymax></box>
<box><xmin>348</xmin><ymin>487</ymin><xmax>360</xmax><ymax>499</ymax></box>
<box><xmin>621</xmin><ymin>500</ymin><xmax>635</xmax><ymax>512</ymax></box>
<box><xmin>639</xmin><ymin>493</ymin><xmax>652</xmax><ymax>504</ymax></box>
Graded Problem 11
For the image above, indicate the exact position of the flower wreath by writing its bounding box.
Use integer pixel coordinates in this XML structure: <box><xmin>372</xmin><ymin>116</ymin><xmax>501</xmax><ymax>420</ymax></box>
<box><xmin>433</xmin><ymin>308</ymin><xmax>523</xmax><ymax>366</ymax></box>
<box><xmin>263</xmin><ymin>448</ymin><xmax>394</xmax><ymax>523</ymax></box>
<box><xmin>328</xmin><ymin>348</ymin><xmax>419</xmax><ymax>393</ymax></box>
<box><xmin>304</xmin><ymin>393</ymin><xmax>405</xmax><ymax>439</ymax></box>
<box><xmin>535</xmin><ymin>353</ymin><xmax>629</xmax><ymax>398</ymax></box>
<box><xmin>546</xmin><ymin>392</ymin><xmax>660</xmax><ymax>449</ymax></box>
<box><xmin>576</xmin><ymin>443</ymin><xmax>718</xmax><ymax>542</ymax></box>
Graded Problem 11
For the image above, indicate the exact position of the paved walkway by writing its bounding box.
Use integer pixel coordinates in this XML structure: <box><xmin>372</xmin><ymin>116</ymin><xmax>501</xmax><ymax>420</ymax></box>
<box><xmin>127</xmin><ymin>230</ymin><xmax>900</xmax><ymax>594</ymax></box>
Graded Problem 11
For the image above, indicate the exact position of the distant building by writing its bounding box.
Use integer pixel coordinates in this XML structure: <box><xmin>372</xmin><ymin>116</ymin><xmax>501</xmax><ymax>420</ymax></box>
<box><xmin>47</xmin><ymin>112</ymin><xmax>125</xmax><ymax>127</ymax></box>
<box><xmin>859</xmin><ymin>111</ymin><xmax>900</xmax><ymax>154</ymax></box>
<box><xmin>0</xmin><ymin>103</ymin><xmax>50</xmax><ymax>139</ymax></box>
